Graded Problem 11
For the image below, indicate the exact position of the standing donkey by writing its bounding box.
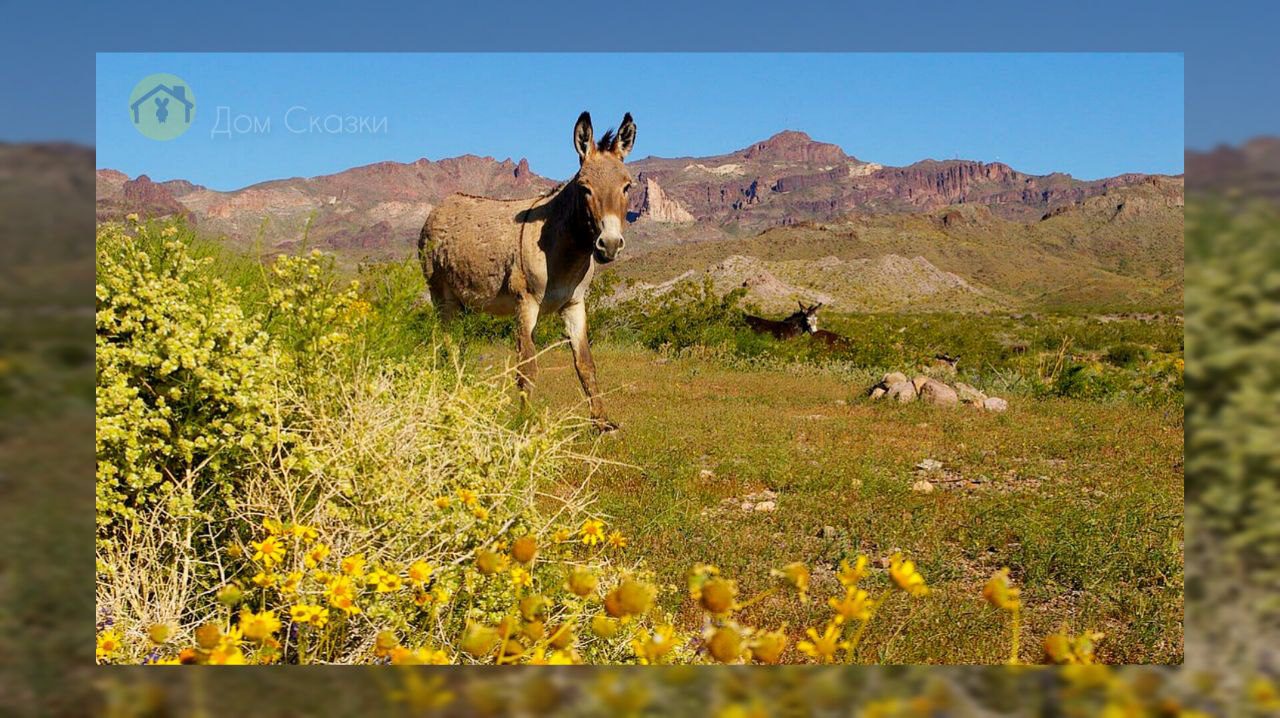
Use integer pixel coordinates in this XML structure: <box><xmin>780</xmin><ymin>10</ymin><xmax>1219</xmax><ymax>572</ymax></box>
<box><xmin>419</xmin><ymin>111</ymin><xmax>636</xmax><ymax>431</ymax></box>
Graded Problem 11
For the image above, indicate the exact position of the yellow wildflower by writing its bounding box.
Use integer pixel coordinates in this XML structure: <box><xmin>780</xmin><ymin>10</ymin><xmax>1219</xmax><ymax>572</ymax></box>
<box><xmin>1249</xmin><ymin>677</ymin><xmax>1280</xmax><ymax>710</ymax></box>
<box><xmin>750</xmin><ymin>627</ymin><xmax>788</xmax><ymax>664</ymax></box>
<box><xmin>340</xmin><ymin>553</ymin><xmax>366</xmax><ymax>578</ymax></box>
<box><xmin>305</xmin><ymin>543</ymin><xmax>330</xmax><ymax>569</ymax></box>
<box><xmin>261</xmin><ymin>517</ymin><xmax>284</xmax><ymax>534</ymax></box>
<box><xmin>829</xmin><ymin>587</ymin><xmax>872</xmax><ymax>623</ymax></box>
<box><xmin>837</xmin><ymin>555</ymin><xmax>869</xmax><ymax>587</ymax></box>
<box><xmin>982</xmin><ymin>568</ymin><xmax>1021</xmax><ymax>611</ymax></box>
<box><xmin>289</xmin><ymin>523</ymin><xmax>318</xmax><ymax>542</ymax></box>
<box><xmin>457</xmin><ymin>488</ymin><xmax>478</xmax><ymax>507</ymax></box>
<box><xmin>797</xmin><ymin>621</ymin><xmax>847</xmax><ymax>663</ymax></box>
<box><xmin>326</xmin><ymin>575</ymin><xmax>362</xmax><ymax>615</ymax></box>
<box><xmin>775</xmin><ymin>562</ymin><xmax>811</xmax><ymax>602</ymax></box>
<box><xmin>407</xmin><ymin>560</ymin><xmax>433</xmax><ymax>585</ymax></box>
<box><xmin>96</xmin><ymin>630</ymin><xmax>122</xmax><ymax>661</ymax></box>
<box><xmin>580</xmin><ymin>518</ymin><xmax>606</xmax><ymax>546</ymax></box>
<box><xmin>251</xmin><ymin>535</ymin><xmax>286</xmax><ymax>568</ymax></box>
<box><xmin>367</xmin><ymin>567</ymin><xmax>403</xmax><ymax>593</ymax></box>
<box><xmin>390</xmin><ymin>646</ymin><xmax>451</xmax><ymax>665</ymax></box>
<box><xmin>280</xmin><ymin>570</ymin><xmax>304</xmax><ymax>596</ymax></box>
<box><xmin>889</xmin><ymin>553</ymin><xmax>929</xmax><ymax>597</ymax></box>
<box><xmin>433</xmin><ymin>495</ymin><xmax>452</xmax><ymax>509</ymax></box>
<box><xmin>697</xmin><ymin>576</ymin><xmax>738</xmax><ymax>615</ymax></box>
<box><xmin>527</xmin><ymin>647</ymin><xmax>576</xmax><ymax>665</ymax></box>
<box><xmin>631</xmin><ymin>624</ymin><xmax>677</xmax><ymax>664</ymax></box>
<box><xmin>207</xmin><ymin>644</ymin><xmax>247</xmax><ymax>665</ymax></box>
<box><xmin>607</xmin><ymin>530</ymin><xmax>628</xmax><ymax>549</ymax></box>
<box><xmin>239</xmin><ymin>608</ymin><xmax>281</xmax><ymax>642</ymax></box>
<box><xmin>472</xmin><ymin>506</ymin><xmax>490</xmax><ymax>521</ymax></box>
<box><xmin>510</xmin><ymin>566</ymin><xmax>533</xmax><ymax>588</ymax></box>
<box><xmin>552</xmin><ymin>527</ymin><xmax>572</xmax><ymax>543</ymax></box>
<box><xmin>290</xmin><ymin>604</ymin><xmax>329</xmax><ymax>628</ymax></box>
<box><xmin>707</xmin><ymin>625</ymin><xmax>744</xmax><ymax>663</ymax></box>
<box><xmin>251</xmin><ymin>571</ymin><xmax>276</xmax><ymax>588</ymax></box>
<box><xmin>605</xmin><ymin>578</ymin><xmax>656</xmax><ymax>618</ymax></box>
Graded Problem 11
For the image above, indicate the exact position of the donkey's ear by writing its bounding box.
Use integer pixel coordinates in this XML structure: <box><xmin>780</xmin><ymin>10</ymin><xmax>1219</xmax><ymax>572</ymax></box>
<box><xmin>613</xmin><ymin>112</ymin><xmax>636</xmax><ymax>159</ymax></box>
<box><xmin>573</xmin><ymin>112</ymin><xmax>594</xmax><ymax>164</ymax></box>
<box><xmin>798</xmin><ymin>300</ymin><xmax>806</xmax><ymax>311</ymax></box>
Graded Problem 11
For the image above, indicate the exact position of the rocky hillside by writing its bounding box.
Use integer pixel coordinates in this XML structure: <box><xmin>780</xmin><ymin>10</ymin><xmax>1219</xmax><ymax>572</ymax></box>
<box><xmin>97</xmin><ymin>155</ymin><xmax>556</xmax><ymax>257</ymax></box>
<box><xmin>612</xmin><ymin>253</ymin><xmax>1007</xmax><ymax>313</ymax></box>
<box><xmin>627</xmin><ymin>130</ymin><xmax>1174</xmax><ymax>227</ymax></box>
<box><xmin>608</xmin><ymin>177</ymin><xmax>1184</xmax><ymax>312</ymax></box>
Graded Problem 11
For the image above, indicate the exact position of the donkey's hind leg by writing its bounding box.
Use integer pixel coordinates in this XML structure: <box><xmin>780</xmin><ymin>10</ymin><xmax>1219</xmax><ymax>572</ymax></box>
<box><xmin>427</xmin><ymin>272</ymin><xmax>462</xmax><ymax>324</ymax></box>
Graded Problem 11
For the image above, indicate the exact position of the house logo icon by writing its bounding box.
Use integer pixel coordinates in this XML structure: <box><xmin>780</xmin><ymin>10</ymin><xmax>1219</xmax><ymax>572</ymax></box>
<box><xmin>128</xmin><ymin>73</ymin><xmax>196</xmax><ymax>141</ymax></box>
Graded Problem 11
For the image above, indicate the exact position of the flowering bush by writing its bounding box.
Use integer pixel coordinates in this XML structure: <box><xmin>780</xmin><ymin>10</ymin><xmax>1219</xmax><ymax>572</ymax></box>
<box><xmin>95</xmin><ymin>221</ymin><xmax>283</xmax><ymax>539</ymax></box>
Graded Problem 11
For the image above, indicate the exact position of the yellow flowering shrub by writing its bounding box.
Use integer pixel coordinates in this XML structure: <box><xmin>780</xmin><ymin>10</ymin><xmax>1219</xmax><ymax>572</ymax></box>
<box><xmin>95</xmin><ymin>222</ymin><xmax>283</xmax><ymax>538</ymax></box>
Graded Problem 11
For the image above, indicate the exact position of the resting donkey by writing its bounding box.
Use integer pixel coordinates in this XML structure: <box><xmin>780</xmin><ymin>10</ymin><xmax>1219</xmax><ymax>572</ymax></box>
<box><xmin>745</xmin><ymin>302</ymin><xmax>853</xmax><ymax>349</ymax></box>
<box><xmin>744</xmin><ymin>301</ymin><xmax>821</xmax><ymax>340</ymax></box>
<box><xmin>419</xmin><ymin>111</ymin><xmax>636</xmax><ymax>431</ymax></box>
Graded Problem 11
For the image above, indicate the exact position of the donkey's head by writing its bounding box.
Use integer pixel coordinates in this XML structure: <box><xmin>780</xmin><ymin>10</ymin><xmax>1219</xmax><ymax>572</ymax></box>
<box><xmin>572</xmin><ymin>111</ymin><xmax>636</xmax><ymax>264</ymax></box>
<box><xmin>787</xmin><ymin>301</ymin><xmax>823</xmax><ymax>333</ymax></box>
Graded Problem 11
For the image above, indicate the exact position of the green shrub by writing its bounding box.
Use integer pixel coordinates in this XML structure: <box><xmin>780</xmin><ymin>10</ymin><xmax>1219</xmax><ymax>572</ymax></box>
<box><xmin>1103</xmin><ymin>342</ymin><xmax>1149</xmax><ymax>368</ymax></box>
<box><xmin>1186</xmin><ymin>198</ymin><xmax>1280</xmax><ymax>596</ymax></box>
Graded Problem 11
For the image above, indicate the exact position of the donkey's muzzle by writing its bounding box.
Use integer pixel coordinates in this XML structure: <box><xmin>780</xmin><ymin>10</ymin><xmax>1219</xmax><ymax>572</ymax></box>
<box><xmin>594</xmin><ymin>235</ymin><xmax>624</xmax><ymax>264</ymax></box>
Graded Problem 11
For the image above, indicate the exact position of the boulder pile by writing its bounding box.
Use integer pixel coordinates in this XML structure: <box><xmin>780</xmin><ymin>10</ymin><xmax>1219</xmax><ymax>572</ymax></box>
<box><xmin>868</xmin><ymin>373</ymin><xmax>1008</xmax><ymax>411</ymax></box>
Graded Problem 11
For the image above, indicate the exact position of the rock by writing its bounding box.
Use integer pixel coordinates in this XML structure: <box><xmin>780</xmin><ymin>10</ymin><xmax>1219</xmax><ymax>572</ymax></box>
<box><xmin>911</xmin><ymin>375</ymin><xmax>930</xmax><ymax>392</ymax></box>
<box><xmin>740</xmin><ymin>502</ymin><xmax>755</xmax><ymax>511</ymax></box>
<box><xmin>911</xmin><ymin>480</ymin><xmax>935</xmax><ymax>493</ymax></box>
<box><xmin>916</xmin><ymin>458</ymin><xmax>943</xmax><ymax>472</ymax></box>
<box><xmin>955</xmin><ymin>382</ymin><xmax>988</xmax><ymax>405</ymax></box>
<box><xmin>635</xmin><ymin>177</ymin><xmax>696</xmax><ymax>223</ymax></box>
<box><xmin>882</xmin><ymin>371</ymin><xmax>908</xmax><ymax>387</ymax></box>
<box><xmin>886</xmin><ymin>380</ymin><xmax>917</xmax><ymax>403</ymax></box>
<box><xmin>918</xmin><ymin>379</ymin><xmax>959</xmax><ymax>406</ymax></box>
<box><xmin>869</xmin><ymin>386</ymin><xmax>887</xmax><ymax>400</ymax></box>
<box><xmin>699</xmin><ymin>469</ymin><xmax>715</xmax><ymax>480</ymax></box>
<box><xmin>834</xmin><ymin>398</ymin><xmax>847</xmax><ymax>406</ymax></box>
<box><xmin>819</xmin><ymin>525</ymin><xmax>839</xmax><ymax>539</ymax></box>
<box><xmin>754</xmin><ymin>501</ymin><xmax>776</xmax><ymax>512</ymax></box>
<box><xmin>982</xmin><ymin>397</ymin><xmax>1009</xmax><ymax>412</ymax></box>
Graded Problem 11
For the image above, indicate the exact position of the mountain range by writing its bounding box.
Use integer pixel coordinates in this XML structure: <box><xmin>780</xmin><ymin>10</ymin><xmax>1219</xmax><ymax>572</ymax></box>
<box><xmin>88</xmin><ymin>131</ymin><xmax>1193</xmax><ymax>311</ymax></box>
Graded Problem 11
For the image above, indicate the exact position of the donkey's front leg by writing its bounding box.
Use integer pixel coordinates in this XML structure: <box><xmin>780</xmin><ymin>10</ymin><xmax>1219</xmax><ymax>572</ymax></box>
<box><xmin>562</xmin><ymin>300</ymin><xmax>617</xmax><ymax>432</ymax></box>
<box><xmin>515</xmin><ymin>298</ymin><xmax>540</xmax><ymax>396</ymax></box>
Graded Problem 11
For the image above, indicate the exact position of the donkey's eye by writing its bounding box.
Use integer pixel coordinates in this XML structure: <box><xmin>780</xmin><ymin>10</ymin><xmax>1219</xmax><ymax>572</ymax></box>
<box><xmin>623</xmin><ymin>183</ymin><xmax>632</xmax><ymax>194</ymax></box>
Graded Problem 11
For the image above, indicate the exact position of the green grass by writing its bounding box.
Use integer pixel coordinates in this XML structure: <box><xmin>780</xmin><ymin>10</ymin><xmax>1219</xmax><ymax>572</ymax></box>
<box><xmin>489</xmin><ymin>342</ymin><xmax>1185</xmax><ymax>664</ymax></box>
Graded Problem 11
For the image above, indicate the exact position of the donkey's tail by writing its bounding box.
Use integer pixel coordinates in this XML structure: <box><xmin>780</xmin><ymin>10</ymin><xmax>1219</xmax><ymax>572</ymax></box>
<box><xmin>417</xmin><ymin>218</ymin><xmax>434</xmax><ymax>283</ymax></box>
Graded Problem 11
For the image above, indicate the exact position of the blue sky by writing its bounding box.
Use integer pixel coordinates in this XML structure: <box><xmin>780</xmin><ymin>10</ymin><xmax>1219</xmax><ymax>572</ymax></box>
<box><xmin>97</xmin><ymin>53</ymin><xmax>1182</xmax><ymax>189</ymax></box>
<box><xmin>5</xmin><ymin>3</ymin><xmax>1278</xmax><ymax>156</ymax></box>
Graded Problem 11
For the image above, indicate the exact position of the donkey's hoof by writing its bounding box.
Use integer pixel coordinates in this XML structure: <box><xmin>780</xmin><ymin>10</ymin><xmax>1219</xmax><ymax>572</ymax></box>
<box><xmin>593</xmin><ymin>418</ymin><xmax>621</xmax><ymax>433</ymax></box>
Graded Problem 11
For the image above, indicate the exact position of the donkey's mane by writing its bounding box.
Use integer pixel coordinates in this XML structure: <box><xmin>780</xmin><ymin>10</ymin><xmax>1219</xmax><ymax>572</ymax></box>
<box><xmin>596</xmin><ymin>129</ymin><xmax>616</xmax><ymax>152</ymax></box>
